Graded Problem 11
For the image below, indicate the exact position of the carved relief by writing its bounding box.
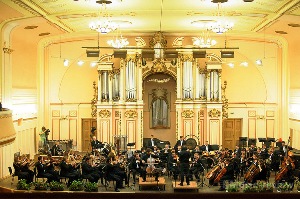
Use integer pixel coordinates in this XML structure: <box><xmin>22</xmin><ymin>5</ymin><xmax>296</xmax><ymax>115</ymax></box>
<box><xmin>179</xmin><ymin>54</ymin><xmax>193</xmax><ymax>62</ymax></box>
<box><xmin>181</xmin><ymin>110</ymin><xmax>194</xmax><ymax>118</ymax></box>
<box><xmin>208</xmin><ymin>109</ymin><xmax>221</xmax><ymax>118</ymax></box>
<box><xmin>199</xmin><ymin>110</ymin><xmax>204</xmax><ymax>117</ymax></box>
<box><xmin>221</xmin><ymin>81</ymin><xmax>228</xmax><ymax>118</ymax></box>
<box><xmin>115</xmin><ymin>111</ymin><xmax>120</xmax><ymax>117</ymax></box>
<box><xmin>99</xmin><ymin>110</ymin><xmax>111</xmax><ymax>118</ymax></box>
<box><xmin>91</xmin><ymin>81</ymin><xmax>98</xmax><ymax>117</ymax></box>
<box><xmin>125</xmin><ymin>110</ymin><xmax>138</xmax><ymax>119</ymax></box>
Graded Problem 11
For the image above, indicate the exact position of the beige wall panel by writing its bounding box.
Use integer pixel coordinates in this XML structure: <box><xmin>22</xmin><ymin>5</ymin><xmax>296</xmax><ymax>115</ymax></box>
<box><xmin>52</xmin><ymin>119</ymin><xmax>60</xmax><ymax>140</ymax></box>
<box><xmin>60</xmin><ymin>120</ymin><xmax>69</xmax><ymax>140</ymax></box>
<box><xmin>69</xmin><ymin>119</ymin><xmax>77</xmax><ymax>145</ymax></box>
<box><xmin>115</xmin><ymin>119</ymin><xmax>120</xmax><ymax>136</ymax></box>
<box><xmin>209</xmin><ymin>119</ymin><xmax>220</xmax><ymax>145</ymax></box>
<box><xmin>126</xmin><ymin>120</ymin><xmax>136</xmax><ymax>144</ymax></box>
<box><xmin>183</xmin><ymin>119</ymin><xmax>193</xmax><ymax>138</ymax></box>
<box><xmin>248</xmin><ymin>118</ymin><xmax>256</xmax><ymax>138</ymax></box>
<box><xmin>199</xmin><ymin>119</ymin><xmax>205</xmax><ymax>145</ymax></box>
<box><xmin>99</xmin><ymin>119</ymin><xmax>110</xmax><ymax>143</ymax></box>
<box><xmin>266</xmin><ymin>119</ymin><xmax>275</xmax><ymax>138</ymax></box>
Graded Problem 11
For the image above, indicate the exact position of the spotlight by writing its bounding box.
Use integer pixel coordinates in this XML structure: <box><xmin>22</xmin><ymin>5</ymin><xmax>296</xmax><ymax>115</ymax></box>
<box><xmin>90</xmin><ymin>62</ymin><xmax>97</xmax><ymax>67</ymax></box>
<box><xmin>77</xmin><ymin>60</ymin><xmax>84</xmax><ymax>66</ymax></box>
<box><xmin>227</xmin><ymin>63</ymin><xmax>234</xmax><ymax>68</ymax></box>
<box><xmin>142</xmin><ymin>50</ymin><xmax>155</xmax><ymax>59</ymax></box>
<box><xmin>256</xmin><ymin>59</ymin><xmax>263</xmax><ymax>66</ymax></box>
<box><xmin>165</xmin><ymin>50</ymin><xmax>178</xmax><ymax>58</ymax></box>
<box><xmin>240</xmin><ymin>62</ymin><xmax>248</xmax><ymax>67</ymax></box>
<box><xmin>221</xmin><ymin>51</ymin><xmax>234</xmax><ymax>58</ymax></box>
<box><xmin>193</xmin><ymin>50</ymin><xmax>206</xmax><ymax>58</ymax></box>
<box><xmin>114</xmin><ymin>50</ymin><xmax>127</xmax><ymax>59</ymax></box>
<box><xmin>86</xmin><ymin>49</ymin><xmax>100</xmax><ymax>57</ymax></box>
<box><xmin>63</xmin><ymin>59</ymin><xmax>69</xmax><ymax>66</ymax></box>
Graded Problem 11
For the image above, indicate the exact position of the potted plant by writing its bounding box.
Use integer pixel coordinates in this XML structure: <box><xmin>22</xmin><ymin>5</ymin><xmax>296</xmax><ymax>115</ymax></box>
<box><xmin>69</xmin><ymin>180</ymin><xmax>84</xmax><ymax>191</ymax></box>
<box><xmin>277</xmin><ymin>182</ymin><xmax>292</xmax><ymax>192</ymax></box>
<box><xmin>295</xmin><ymin>178</ymin><xmax>300</xmax><ymax>192</ymax></box>
<box><xmin>32</xmin><ymin>181</ymin><xmax>48</xmax><ymax>191</ymax></box>
<box><xmin>226</xmin><ymin>182</ymin><xmax>241</xmax><ymax>192</ymax></box>
<box><xmin>49</xmin><ymin>181</ymin><xmax>64</xmax><ymax>191</ymax></box>
<box><xmin>16</xmin><ymin>179</ymin><xmax>31</xmax><ymax>191</ymax></box>
<box><xmin>257</xmin><ymin>182</ymin><xmax>273</xmax><ymax>193</ymax></box>
<box><xmin>243</xmin><ymin>183</ymin><xmax>258</xmax><ymax>193</ymax></box>
<box><xmin>84</xmin><ymin>182</ymin><xmax>98</xmax><ymax>192</ymax></box>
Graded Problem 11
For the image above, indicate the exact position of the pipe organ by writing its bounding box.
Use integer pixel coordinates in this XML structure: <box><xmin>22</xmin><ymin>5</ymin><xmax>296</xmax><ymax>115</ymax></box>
<box><xmin>96</xmin><ymin>50</ymin><xmax>224</xmax><ymax>149</ymax></box>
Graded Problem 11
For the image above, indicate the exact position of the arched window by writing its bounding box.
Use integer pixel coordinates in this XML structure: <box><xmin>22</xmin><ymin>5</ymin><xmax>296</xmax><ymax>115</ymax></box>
<box><xmin>150</xmin><ymin>88</ymin><xmax>170</xmax><ymax>129</ymax></box>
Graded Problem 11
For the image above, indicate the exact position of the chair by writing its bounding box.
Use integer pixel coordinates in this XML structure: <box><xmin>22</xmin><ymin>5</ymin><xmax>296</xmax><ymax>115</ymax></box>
<box><xmin>8</xmin><ymin>167</ymin><xmax>15</xmax><ymax>186</ymax></box>
<box><xmin>102</xmin><ymin>165</ymin><xmax>116</xmax><ymax>191</ymax></box>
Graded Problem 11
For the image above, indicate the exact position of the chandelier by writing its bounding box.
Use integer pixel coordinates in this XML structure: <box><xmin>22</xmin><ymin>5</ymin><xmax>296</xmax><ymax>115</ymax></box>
<box><xmin>207</xmin><ymin>3</ymin><xmax>234</xmax><ymax>34</ymax></box>
<box><xmin>107</xmin><ymin>35</ymin><xmax>129</xmax><ymax>48</ymax></box>
<box><xmin>192</xmin><ymin>31</ymin><xmax>217</xmax><ymax>48</ymax></box>
<box><xmin>89</xmin><ymin>1</ymin><xmax>117</xmax><ymax>34</ymax></box>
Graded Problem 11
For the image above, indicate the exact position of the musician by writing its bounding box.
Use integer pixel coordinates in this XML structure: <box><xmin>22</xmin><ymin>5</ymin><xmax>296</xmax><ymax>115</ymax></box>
<box><xmin>168</xmin><ymin>152</ymin><xmax>179</xmax><ymax>180</ymax></box>
<box><xmin>174</xmin><ymin>136</ymin><xmax>186</xmax><ymax>152</ymax></box>
<box><xmin>81</xmin><ymin>156</ymin><xmax>100</xmax><ymax>183</ymax></box>
<box><xmin>237</xmin><ymin>153</ymin><xmax>247</xmax><ymax>176</ymax></box>
<box><xmin>110</xmin><ymin>155</ymin><xmax>129</xmax><ymax>187</ymax></box>
<box><xmin>218</xmin><ymin>158</ymin><xmax>235</xmax><ymax>191</ymax></box>
<box><xmin>147</xmin><ymin>135</ymin><xmax>158</xmax><ymax>150</ymax></box>
<box><xmin>279</xmin><ymin>141</ymin><xmax>292</xmax><ymax>157</ymax></box>
<box><xmin>266</xmin><ymin>147</ymin><xmax>279</xmax><ymax>171</ymax></box>
<box><xmin>248</xmin><ymin>144</ymin><xmax>257</xmax><ymax>157</ymax></box>
<box><xmin>200</xmin><ymin>141</ymin><xmax>212</xmax><ymax>152</ymax></box>
<box><xmin>178</xmin><ymin>146</ymin><xmax>191</xmax><ymax>186</ymax></box>
<box><xmin>35</xmin><ymin>156</ymin><xmax>59</xmax><ymax>183</ymax></box>
<box><xmin>245</xmin><ymin>153</ymin><xmax>267</xmax><ymax>183</ymax></box>
<box><xmin>59</xmin><ymin>157</ymin><xmax>80</xmax><ymax>186</ymax></box>
<box><xmin>105</xmin><ymin>158</ymin><xmax>123</xmax><ymax>192</ymax></box>
<box><xmin>189</xmin><ymin>152</ymin><xmax>204</xmax><ymax>182</ymax></box>
<box><xmin>13</xmin><ymin>156</ymin><xmax>34</xmax><ymax>184</ymax></box>
<box><xmin>276</xmin><ymin>157</ymin><xmax>295</xmax><ymax>190</ymax></box>
<box><xmin>51</xmin><ymin>141</ymin><xmax>62</xmax><ymax>156</ymax></box>
<box><xmin>130</xmin><ymin>153</ymin><xmax>146</xmax><ymax>184</ymax></box>
<box><xmin>91</xmin><ymin>136</ymin><xmax>103</xmax><ymax>152</ymax></box>
<box><xmin>233</xmin><ymin>145</ymin><xmax>241</xmax><ymax>159</ymax></box>
<box><xmin>142</xmin><ymin>148</ymin><xmax>162</xmax><ymax>182</ymax></box>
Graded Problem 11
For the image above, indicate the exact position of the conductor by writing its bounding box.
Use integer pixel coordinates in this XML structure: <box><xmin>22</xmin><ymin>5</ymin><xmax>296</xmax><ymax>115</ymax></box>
<box><xmin>178</xmin><ymin>146</ymin><xmax>191</xmax><ymax>186</ymax></box>
<box><xmin>91</xmin><ymin>136</ymin><xmax>103</xmax><ymax>152</ymax></box>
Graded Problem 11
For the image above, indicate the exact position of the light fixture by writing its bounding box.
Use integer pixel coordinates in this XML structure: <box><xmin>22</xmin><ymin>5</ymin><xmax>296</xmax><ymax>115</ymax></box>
<box><xmin>256</xmin><ymin>59</ymin><xmax>263</xmax><ymax>66</ymax></box>
<box><xmin>207</xmin><ymin>3</ymin><xmax>234</xmax><ymax>34</ymax></box>
<box><xmin>89</xmin><ymin>2</ymin><xmax>117</xmax><ymax>34</ymax></box>
<box><xmin>192</xmin><ymin>31</ymin><xmax>217</xmax><ymax>48</ymax></box>
<box><xmin>227</xmin><ymin>63</ymin><xmax>234</xmax><ymax>68</ymax></box>
<box><xmin>107</xmin><ymin>34</ymin><xmax>129</xmax><ymax>48</ymax></box>
<box><xmin>63</xmin><ymin>59</ymin><xmax>69</xmax><ymax>66</ymax></box>
<box><xmin>240</xmin><ymin>62</ymin><xmax>248</xmax><ymax>67</ymax></box>
<box><xmin>90</xmin><ymin>62</ymin><xmax>98</xmax><ymax>67</ymax></box>
<box><xmin>77</xmin><ymin>60</ymin><xmax>84</xmax><ymax>66</ymax></box>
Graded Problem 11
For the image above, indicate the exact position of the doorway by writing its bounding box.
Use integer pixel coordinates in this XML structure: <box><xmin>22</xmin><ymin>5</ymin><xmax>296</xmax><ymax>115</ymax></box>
<box><xmin>222</xmin><ymin>119</ymin><xmax>242</xmax><ymax>150</ymax></box>
<box><xmin>81</xmin><ymin>118</ymin><xmax>97</xmax><ymax>152</ymax></box>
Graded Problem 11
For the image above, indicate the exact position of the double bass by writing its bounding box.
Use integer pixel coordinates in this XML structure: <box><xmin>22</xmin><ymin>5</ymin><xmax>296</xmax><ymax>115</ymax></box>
<box><xmin>275</xmin><ymin>151</ymin><xmax>295</xmax><ymax>182</ymax></box>
<box><xmin>244</xmin><ymin>162</ymin><xmax>260</xmax><ymax>183</ymax></box>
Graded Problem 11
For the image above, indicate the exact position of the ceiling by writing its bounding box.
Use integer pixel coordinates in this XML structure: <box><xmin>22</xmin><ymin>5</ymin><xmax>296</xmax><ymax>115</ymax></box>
<box><xmin>1</xmin><ymin>0</ymin><xmax>300</xmax><ymax>42</ymax></box>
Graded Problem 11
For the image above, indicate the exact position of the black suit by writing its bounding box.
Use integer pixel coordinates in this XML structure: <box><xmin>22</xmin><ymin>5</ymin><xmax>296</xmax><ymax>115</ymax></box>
<box><xmin>91</xmin><ymin>140</ymin><xmax>102</xmax><ymax>151</ymax></box>
<box><xmin>178</xmin><ymin>149</ymin><xmax>191</xmax><ymax>185</ymax></box>
<box><xmin>147</xmin><ymin>138</ymin><xmax>157</xmax><ymax>149</ymax></box>
<box><xmin>175</xmin><ymin>139</ymin><xmax>187</xmax><ymax>149</ymax></box>
<box><xmin>51</xmin><ymin>144</ymin><xmax>62</xmax><ymax>156</ymax></box>
<box><xmin>200</xmin><ymin>144</ymin><xmax>212</xmax><ymax>152</ymax></box>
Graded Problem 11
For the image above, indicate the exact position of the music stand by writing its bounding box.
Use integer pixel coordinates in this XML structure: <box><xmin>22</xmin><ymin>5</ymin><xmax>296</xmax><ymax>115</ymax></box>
<box><xmin>258</xmin><ymin>138</ymin><xmax>267</xmax><ymax>147</ymax></box>
<box><xmin>248</xmin><ymin>138</ymin><xmax>256</xmax><ymax>147</ymax></box>
<box><xmin>239</xmin><ymin>137</ymin><xmax>248</xmax><ymax>148</ymax></box>
<box><xmin>266</xmin><ymin>137</ymin><xmax>275</xmax><ymax>148</ymax></box>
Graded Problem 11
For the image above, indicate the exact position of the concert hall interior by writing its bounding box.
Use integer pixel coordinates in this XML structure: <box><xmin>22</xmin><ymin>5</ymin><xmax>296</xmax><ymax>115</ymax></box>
<box><xmin>1</xmin><ymin>0</ymin><xmax>300</xmax><ymax>198</ymax></box>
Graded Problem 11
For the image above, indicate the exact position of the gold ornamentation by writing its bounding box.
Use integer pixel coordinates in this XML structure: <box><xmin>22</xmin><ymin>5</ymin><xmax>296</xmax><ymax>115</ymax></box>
<box><xmin>151</xmin><ymin>59</ymin><xmax>167</xmax><ymax>73</ymax></box>
<box><xmin>115</xmin><ymin>111</ymin><xmax>119</xmax><ymax>117</ymax></box>
<box><xmin>149</xmin><ymin>31</ymin><xmax>167</xmax><ymax>48</ymax></box>
<box><xmin>99</xmin><ymin>110</ymin><xmax>111</xmax><ymax>118</ymax></box>
<box><xmin>199</xmin><ymin>110</ymin><xmax>204</xmax><ymax>117</ymax></box>
<box><xmin>147</xmin><ymin>77</ymin><xmax>170</xmax><ymax>83</ymax></box>
<box><xmin>91</xmin><ymin>81</ymin><xmax>98</xmax><ymax>118</ymax></box>
<box><xmin>126</xmin><ymin>98</ymin><xmax>137</xmax><ymax>102</ymax></box>
<box><xmin>208</xmin><ymin>109</ymin><xmax>221</xmax><ymax>118</ymax></box>
<box><xmin>181</xmin><ymin>110</ymin><xmax>194</xmax><ymax>118</ymax></box>
<box><xmin>221</xmin><ymin>81</ymin><xmax>228</xmax><ymax>118</ymax></box>
<box><xmin>179</xmin><ymin>54</ymin><xmax>193</xmax><ymax>62</ymax></box>
<box><xmin>124</xmin><ymin>110</ymin><xmax>138</xmax><ymax>119</ymax></box>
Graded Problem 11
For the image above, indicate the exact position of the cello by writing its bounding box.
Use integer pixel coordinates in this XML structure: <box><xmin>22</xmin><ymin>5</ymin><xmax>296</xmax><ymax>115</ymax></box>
<box><xmin>244</xmin><ymin>163</ymin><xmax>260</xmax><ymax>183</ymax></box>
<box><xmin>213</xmin><ymin>167</ymin><xmax>226</xmax><ymax>184</ymax></box>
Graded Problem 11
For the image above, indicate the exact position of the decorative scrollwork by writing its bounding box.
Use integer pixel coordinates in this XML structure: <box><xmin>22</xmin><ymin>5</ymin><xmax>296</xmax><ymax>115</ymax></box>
<box><xmin>208</xmin><ymin>109</ymin><xmax>221</xmax><ymax>118</ymax></box>
<box><xmin>149</xmin><ymin>31</ymin><xmax>167</xmax><ymax>48</ymax></box>
<box><xmin>221</xmin><ymin>81</ymin><xmax>228</xmax><ymax>118</ymax></box>
<box><xmin>179</xmin><ymin>54</ymin><xmax>193</xmax><ymax>62</ymax></box>
<box><xmin>181</xmin><ymin>110</ymin><xmax>194</xmax><ymax>118</ymax></box>
<box><xmin>125</xmin><ymin>110</ymin><xmax>138</xmax><ymax>119</ymax></box>
<box><xmin>91</xmin><ymin>81</ymin><xmax>98</xmax><ymax>118</ymax></box>
<box><xmin>99</xmin><ymin>110</ymin><xmax>111</xmax><ymax>118</ymax></box>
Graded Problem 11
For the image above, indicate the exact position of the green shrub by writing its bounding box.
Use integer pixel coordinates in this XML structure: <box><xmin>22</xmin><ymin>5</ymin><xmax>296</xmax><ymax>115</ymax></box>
<box><xmin>32</xmin><ymin>181</ymin><xmax>48</xmax><ymax>190</ymax></box>
<box><xmin>16</xmin><ymin>179</ymin><xmax>31</xmax><ymax>190</ymax></box>
<box><xmin>69</xmin><ymin>180</ymin><xmax>84</xmax><ymax>191</ymax></box>
<box><xmin>84</xmin><ymin>182</ymin><xmax>98</xmax><ymax>192</ymax></box>
<box><xmin>226</xmin><ymin>182</ymin><xmax>241</xmax><ymax>192</ymax></box>
<box><xmin>277</xmin><ymin>182</ymin><xmax>292</xmax><ymax>192</ymax></box>
<box><xmin>49</xmin><ymin>181</ymin><xmax>64</xmax><ymax>191</ymax></box>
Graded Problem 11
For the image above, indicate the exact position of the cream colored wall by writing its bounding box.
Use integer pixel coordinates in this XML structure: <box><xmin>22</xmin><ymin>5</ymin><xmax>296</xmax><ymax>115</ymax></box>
<box><xmin>0</xmin><ymin>119</ymin><xmax>36</xmax><ymax>179</ymax></box>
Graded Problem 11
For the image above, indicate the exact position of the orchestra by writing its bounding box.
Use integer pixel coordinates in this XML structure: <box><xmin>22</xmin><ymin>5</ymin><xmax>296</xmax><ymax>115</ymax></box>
<box><xmin>8</xmin><ymin>136</ymin><xmax>300</xmax><ymax>193</ymax></box>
